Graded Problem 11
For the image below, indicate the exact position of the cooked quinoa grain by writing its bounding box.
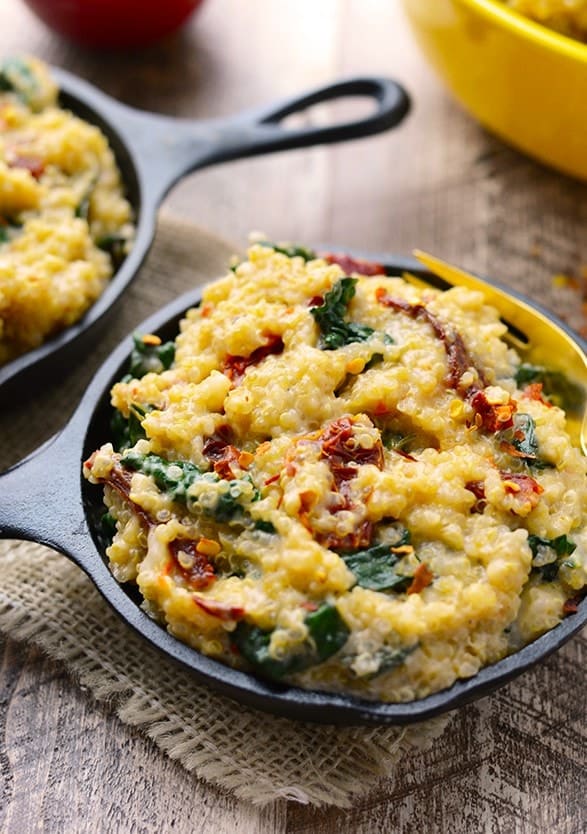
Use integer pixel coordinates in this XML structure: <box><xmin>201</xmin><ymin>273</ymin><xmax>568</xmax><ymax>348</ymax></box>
<box><xmin>0</xmin><ymin>57</ymin><xmax>134</xmax><ymax>365</ymax></box>
<box><xmin>84</xmin><ymin>244</ymin><xmax>587</xmax><ymax>702</ymax></box>
<box><xmin>503</xmin><ymin>0</ymin><xmax>587</xmax><ymax>41</ymax></box>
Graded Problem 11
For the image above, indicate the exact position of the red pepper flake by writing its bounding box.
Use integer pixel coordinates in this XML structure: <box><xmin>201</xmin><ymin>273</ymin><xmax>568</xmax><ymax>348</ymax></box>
<box><xmin>203</xmin><ymin>429</ymin><xmax>243</xmax><ymax>480</ymax></box>
<box><xmin>465</xmin><ymin>479</ymin><xmax>487</xmax><ymax>513</ymax></box>
<box><xmin>200</xmin><ymin>302</ymin><xmax>214</xmax><ymax>318</ymax></box>
<box><xmin>321</xmin><ymin>252</ymin><xmax>387</xmax><ymax>276</ymax></box>
<box><xmin>169</xmin><ymin>538</ymin><xmax>216</xmax><ymax>590</ymax></box>
<box><xmin>264</xmin><ymin>473</ymin><xmax>280</xmax><ymax>486</ymax></box>
<box><xmin>321</xmin><ymin>416</ymin><xmax>384</xmax><ymax>481</ymax></box>
<box><xmin>407</xmin><ymin>563</ymin><xmax>434</xmax><ymax>595</ymax></box>
<box><xmin>373</xmin><ymin>401</ymin><xmax>390</xmax><ymax>416</ymax></box>
<box><xmin>301</xmin><ymin>600</ymin><xmax>319</xmax><ymax>612</ymax></box>
<box><xmin>469</xmin><ymin>390</ymin><xmax>517</xmax><ymax>433</ymax></box>
<box><xmin>9</xmin><ymin>154</ymin><xmax>45</xmax><ymax>180</ymax></box>
<box><xmin>500</xmin><ymin>471</ymin><xmax>543</xmax><ymax>511</ymax></box>
<box><xmin>522</xmin><ymin>382</ymin><xmax>552</xmax><ymax>407</ymax></box>
<box><xmin>193</xmin><ymin>597</ymin><xmax>244</xmax><ymax>621</ymax></box>
<box><xmin>222</xmin><ymin>334</ymin><xmax>284</xmax><ymax>384</ymax></box>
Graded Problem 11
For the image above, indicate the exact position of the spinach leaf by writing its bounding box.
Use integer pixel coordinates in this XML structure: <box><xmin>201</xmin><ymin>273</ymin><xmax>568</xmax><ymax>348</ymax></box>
<box><xmin>503</xmin><ymin>413</ymin><xmax>551</xmax><ymax>469</ymax></box>
<box><xmin>259</xmin><ymin>241</ymin><xmax>316</xmax><ymax>261</ymax></box>
<box><xmin>342</xmin><ymin>530</ymin><xmax>412</xmax><ymax>592</ymax></box>
<box><xmin>515</xmin><ymin>363</ymin><xmax>585</xmax><ymax>413</ymax></box>
<box><xmin>111</xmin><ymin>403</ymin><xmax>152</xmax><ymax>450</ymax></box>
<box><xmin>233</xmin><ymin>603</ymin><xmax>349</xmax><ymax>680</ymax></box>
<box><xmin>382</xmin><ymin>431</ymin><xmax>416</xmax><ymax>452</ymax></box>
<box><xmin>120</xmin><ymin>451</ymin><xmax>257</xmax><ymax>523</ymax></box>
<box><xmin>129</xmin><ymin>333</ymin><xmax>175</xmax><ymax>378</ymax></box>
<box><xmin>254</xmin><ymin>519</ymin><xmax>276</xmax><ymax>533</ymax></box>
<box><xmin>305</xmin><ymin>603</ymin><xmax>350</xmax><ymax>662</ymax></box>
<box><xmin>528</xmin><ymin>533</ymin><xmax>576</xmax><ymax>582</ymax></box>
<box><xmin>356</xmin><ymin>644</ymin><xmax>417</xmax><ymax>680</ymax></box>
<box><xmin>310</xmin><ymin>277</ymin><xmax>375</xmax><ymax>350</ymax></box>
<box><xmin>122</xmin><ymin>451</ymin><xmax>202</xmax><ymax>504</ymax></box>
<box><xmin>101</xmin><ymin>511</ymin><xmax>117</xmax><ymax>545</ymax></box>
<box><xmin>0</xmin><ymin>58</ymin><xmax>37</xmax><ymax>105</ymax></box>
<box><xmin>97</xmin><ymin>233</ymin><xmax>128</xmax><ymax>269</ymax></box>
<box><xmin>75</xmin><ymin>190</ymin><xmax>92</xmax><ymax>220</ymax></box>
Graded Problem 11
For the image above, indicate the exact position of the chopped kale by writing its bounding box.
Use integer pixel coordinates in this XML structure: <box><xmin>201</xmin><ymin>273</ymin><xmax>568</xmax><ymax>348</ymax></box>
<box><xmin>121</xmin><ymin>451</ymin><xmax>202</xmax><ymax>504</ymax></box>
<box><xmin>502</xmin><ymin>413</ymin><xmax>551</xmax><ymax>469</ymax></box>
<box><xmin>382</xmin><ymin>431</ymin><xmax>416</xmax><ymax>452</ymax></box>
<box><xmin>233</xmin><ymin>603</ymin><xmax>349</xmax><ymax>681</ymax></box>
<box><xmin>120</xmin><ymin>450</ymin><xmax>257</xmax><ymax>523</ymax></box>
<box><xmin>254</xmin><ymin>519</ymin><xmax>276</xmax><ymax>533</ymax></box>
<box><xmin>342</xmin><ymin>530</ymin><xmax>413</xmax><ymax>592</ymax></box>
<box><xmin>97</xmin><ymin>233</ymin><xmax>128</xmax><ymax>269</ymax></box>
<box><xmin>528</xmin><ymin>533</ymin><xmax>576</xmax><ymax>582</ymax></box>
<box><xmin>213</xmin><ymin>480</ymin><xmax>255</xmax><ymax>522</ymax></box>
<box><xmin>111</xmin><ymin>403</ymin><xmax>152</xmax><ymax>450</ymax></box>
<box><xmin>101</xmin><ymin>511</ymin><xmax>117</xmax><ymax>545</ymax></box>
<box><xmin>0</xmin><ymin>58</ymin><xmax>37</xmax><ymax>105</ymax></box>
<box><xmin>364</xmin><ymin>353</ymin><xmax>384</xmax><ymax>371</ymax></box>
<box><xmin>129</xmin><ymin>333</ymin><xmax>176</xmax><ymax>378</ymax></box>
<box><xmin>259</xmin><ymin>241</ymin><xmax>316</xmax><ymax>261</ymax></box>
<box><xmin>515</xmin><ymin>363</ymin><xmax>585</xmax><ymax>413</ymax></box>
<box><xmin>310</xmin><ymin>277</ymin><xmax>375</xmax><ymax>350</ymax></box>
<box><xmin>355</xmin><ymin>644</ymin><xmax>417</xmax><ymax>680</ymax></box>
<box><xmin>75</xmin><ymin>191</ymin><xmax>92</xmax><ymax>220</ymax></box>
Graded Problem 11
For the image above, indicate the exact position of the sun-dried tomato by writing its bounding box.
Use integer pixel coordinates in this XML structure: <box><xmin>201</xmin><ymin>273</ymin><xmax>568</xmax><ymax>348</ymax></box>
<box><xmin>562</xmin><ymin>594</ymin><xmax>584</xmax><ymax>615</ymax></box>
<box><xmin>193</xmin><ymin>597</ymin><xmax>244</xmax><ymax>620</ymax></box>
<box><xmin>169</xmin><ymin>538</ymin><xmax>216</xmax><ymax>590</ymax></box>
<box><xmin>322</xmin><ymin>252</ymin><xmax>386</xmax><ymax>276</ymax></box>
<box><xmin>318</xmin><ymin>519</ymin><xmax>374</xmax><ymax>552</ymax></box>
<box><xmin>465</xmin><ymin>479</ymin><xmax>487</xmax><ymax>513</ymax></box>
<box><xmin>321</xmin><ymin>416</ymin><xmax>384</xmax><ymax>482</ymax></box>
<box><xmin>222</xmin><ymin>334</ymin><xmax>284</xmax><ymax>384</ymax></box>
<box><xmin>375</xmin><ymin>290</ymin><xmax>486</xmax><ymax>390</ymax></box>
<box><xmin>9</xmin><ymin>154</ymin><xmax>45</xmax><ymax>179</ymax></box>
<box><xmin>203</xmin><ymin>428</ymin><xmax>243</xmax><ymax>480</ymax></box>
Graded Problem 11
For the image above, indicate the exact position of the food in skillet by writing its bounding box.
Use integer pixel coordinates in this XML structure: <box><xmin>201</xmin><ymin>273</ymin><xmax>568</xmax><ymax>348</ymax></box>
<box><xmin>84</xmin><ymin>242</ymin><xmax>587</xmax><ymax>702</ymax></box>
<box><xmin>0</xmin><ymin>57</ymin><xmax>134</xmax><ymax>365</ymax></box>
<box><xmin>502</xmin><ymin>0</ymin><xmax>587</xmax><ymax>41</ymax></box>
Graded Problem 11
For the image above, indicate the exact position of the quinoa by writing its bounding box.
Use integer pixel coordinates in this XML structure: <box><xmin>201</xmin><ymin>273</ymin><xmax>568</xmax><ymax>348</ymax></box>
<box><xmin>503</xmin><ymin>0</ymin><xmax>587</xmax><ymax>41</ymax></box>
<box><xmin>84</xmin><ymin>243</ymin><xmax>587</xmax><ymax>702</ymax></box>
<box><xmin>0</xmin><ymin>57</ymin><xmax>134</xmax><ymax>365</ymax></box>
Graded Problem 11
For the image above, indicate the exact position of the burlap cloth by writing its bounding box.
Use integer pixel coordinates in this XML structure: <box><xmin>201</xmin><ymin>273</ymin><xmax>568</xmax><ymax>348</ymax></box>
<box><xmin>0</xmin><ymin>214</ymin><xmax>452</xmax><ymax>808</ymax></box>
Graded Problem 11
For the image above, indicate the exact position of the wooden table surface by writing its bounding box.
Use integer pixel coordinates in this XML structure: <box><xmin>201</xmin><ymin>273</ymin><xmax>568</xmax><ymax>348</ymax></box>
<box><xmin>1</xmin><ymin>1</ymin><xmax>585</xmax><ymax>831</ymax></box>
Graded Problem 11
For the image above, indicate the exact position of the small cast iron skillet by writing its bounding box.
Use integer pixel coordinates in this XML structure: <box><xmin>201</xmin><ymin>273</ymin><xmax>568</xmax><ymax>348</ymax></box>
<box><xmin>0</xmin><ymin>68</ymin><xmax>410</xmax><ymax>398</ymax></box>
<box><xmin>1</xmin><ymin>254</ymin><xmax>585</xmax><ymax>726</ymax></box>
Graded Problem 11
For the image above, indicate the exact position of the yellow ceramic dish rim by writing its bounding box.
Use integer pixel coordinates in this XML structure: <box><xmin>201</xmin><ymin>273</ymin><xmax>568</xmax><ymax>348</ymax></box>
<box><xmin>462</xmin><ymin>0</ymin><xmax>587</xmax><ymax>61</ymax></box>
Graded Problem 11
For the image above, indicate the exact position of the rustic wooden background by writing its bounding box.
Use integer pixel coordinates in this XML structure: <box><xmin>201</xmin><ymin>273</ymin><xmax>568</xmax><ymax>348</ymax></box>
<box><xmin>0</xmin><ymin>0</ymin><xmax>585</xmax><ymax>831</ymax></box>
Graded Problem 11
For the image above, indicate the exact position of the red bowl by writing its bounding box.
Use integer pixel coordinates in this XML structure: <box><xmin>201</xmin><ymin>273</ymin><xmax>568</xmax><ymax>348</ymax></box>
<box><xmin>23</xmin><ymin>0</ymin><xmax>205</xmax><ymax>49</ymax></box>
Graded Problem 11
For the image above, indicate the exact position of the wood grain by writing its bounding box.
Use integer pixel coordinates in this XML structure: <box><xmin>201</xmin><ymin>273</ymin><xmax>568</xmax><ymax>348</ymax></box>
<box><xmin>0</xmin><ymin>0</ymin><xmax>586</xmax><ymax>831</ymax></box>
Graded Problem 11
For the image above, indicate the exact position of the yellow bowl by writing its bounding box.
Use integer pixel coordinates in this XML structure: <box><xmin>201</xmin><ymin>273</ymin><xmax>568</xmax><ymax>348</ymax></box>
<box><xmin>401</xmin><ymin>0</ymin><xmax>587</xmax><ymax>180</ymax></box>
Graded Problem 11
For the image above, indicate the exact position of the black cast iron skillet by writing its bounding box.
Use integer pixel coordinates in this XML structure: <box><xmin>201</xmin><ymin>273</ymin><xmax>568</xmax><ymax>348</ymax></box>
<box><xmin>0</xmin><ymin>68</ymin><xmax>410</xmax><ymax>398</ymax></box>
<box><xmin>1</xmin><ymin>253</ymin><xmax>585</xmax><ymax>726</ymax></box>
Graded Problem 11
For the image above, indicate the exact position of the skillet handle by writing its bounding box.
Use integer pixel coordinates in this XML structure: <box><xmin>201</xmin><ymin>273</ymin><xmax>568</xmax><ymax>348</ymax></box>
<box><xmin>206</xmin><ymin>76</ymin><xmax>410</xmax><ymax>162</ymax></box>
<box><xmin>0</xmin><ymin>432</ymin><xmax>92</xmax><ymax>568</ymax></box>
<box><xmin>136</xmin><ymin>76</ymin><xmax>410</xmax><ymax>198</ymax></box>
